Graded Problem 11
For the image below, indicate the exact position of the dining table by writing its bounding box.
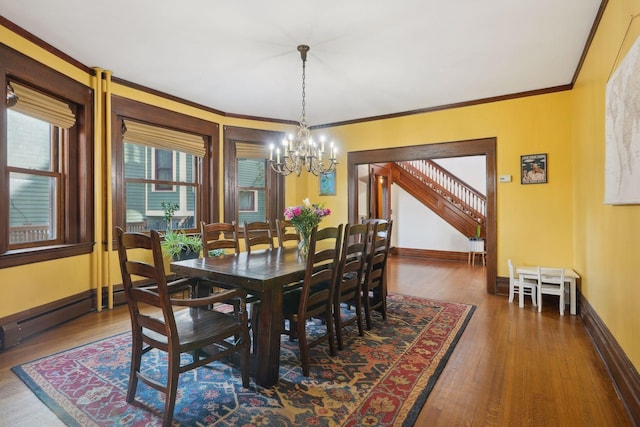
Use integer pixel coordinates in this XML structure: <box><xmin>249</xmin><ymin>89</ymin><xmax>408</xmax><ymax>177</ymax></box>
<box><xmin>170</xmin><ymin>246</ymin><xmax>307</xmax><ymax>387</ymax></box>
<box><xmin>516</xmin><ymin>266</ymin><xmax>581</xmax><ymax>315</ymax></box>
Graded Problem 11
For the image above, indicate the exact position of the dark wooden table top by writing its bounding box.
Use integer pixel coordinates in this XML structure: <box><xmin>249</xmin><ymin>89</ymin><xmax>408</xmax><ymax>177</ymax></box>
<box><xmin>170</xmin><ymin>246</ymin><xmax>307</xmax><ymax>294</ymax></box>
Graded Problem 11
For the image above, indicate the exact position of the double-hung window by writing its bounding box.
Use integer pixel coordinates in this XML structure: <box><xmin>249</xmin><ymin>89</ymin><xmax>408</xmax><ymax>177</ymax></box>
<box><xmin>122</xmin><ymin>120</ymin><xmax>204</xmax><ymax>232</ymax></box>
<box><xmin>1</xmin><ymin>44</ymin><xmax>93</xmax><ymax>268</ymax></box>
<box><xmin>224</xmin><ymin>126</ymin><xmax>285</xmax><ymax>227</ymax></box>
<box><xmin>111</xmin><ymin>96</ymin><xmax>218</xmax><ymax>235</ymax></box>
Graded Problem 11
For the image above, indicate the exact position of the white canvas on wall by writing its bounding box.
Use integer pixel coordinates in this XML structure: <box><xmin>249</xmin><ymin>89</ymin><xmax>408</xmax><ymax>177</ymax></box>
<box><xmin>604</xmin><ymin>34</ymin><xmax>640</xmax><ymax>204</ymax></box>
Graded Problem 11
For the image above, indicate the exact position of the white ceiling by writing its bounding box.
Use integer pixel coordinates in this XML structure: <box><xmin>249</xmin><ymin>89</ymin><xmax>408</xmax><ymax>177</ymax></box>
<box><xmin>1</xmin><ymin>0</ymin><xmax>602</xmax><ymax>125</ymax></box>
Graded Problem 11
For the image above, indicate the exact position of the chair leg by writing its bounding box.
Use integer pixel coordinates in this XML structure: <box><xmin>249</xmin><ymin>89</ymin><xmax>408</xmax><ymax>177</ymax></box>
<box><xmin>127</xmin><ymin>332</ymin><xmax>143</xmax><ymax>403</ymax></box>
<box><xmin>326</xmin><ymin>308</ymin><xmax>337</xmax><ymax>357</ymax></box>
<box><xmin>334</xmin><ymin>301</ymin><xmax>345</xmax><ymax>351</ymax></box>
<box><xmin>508</xmin><ymin>283</ymin><xmax>515</xmax><ymax>303</ymax></box>
<box><xmin>298</xmin><ymin>320</ymin><xmax>310</xmax><ymax>377</ymax></box>
<box><xmin>163</xmin><ymin>353</ymin><xmax>180</xmax><ymax>427</ymax></box>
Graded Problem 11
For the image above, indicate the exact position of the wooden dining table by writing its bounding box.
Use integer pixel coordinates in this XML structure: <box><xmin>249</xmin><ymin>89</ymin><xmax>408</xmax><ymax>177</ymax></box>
<box><xmin>170</xmin><ymin>247</ymin><xmax>307</xmax><ymax>387</ymax></box>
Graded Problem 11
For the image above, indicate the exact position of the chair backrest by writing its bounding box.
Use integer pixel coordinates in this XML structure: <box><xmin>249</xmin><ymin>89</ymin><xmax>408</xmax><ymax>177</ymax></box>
<box><xmin>336</xmin><ymin>222</ymin><xmax>370</xmax><ymax>298</ymax></box>
<box><xmin>362</xmin><ymin>218</ymin><xmax>390</xmax><ymax>241</ymax></box>
<box><xmin>507</xmin><ymin>259</ymin><xmax>515</xmax><ymax>284</ymax></box>
<box><xmin>299</xmin><ymin>225</ymin><xmax>343</xmax><ymax>315</ymax></box>
<box><xmin>363</xmin><ymin>220</ymin><xmax>393</xmax><ymax>285</ymax></box>
<box><xmin>276</xmin><ymin>218</ymin><xmax>300</xmax><ymax>248</ymax></box>
<box><xmin>243</xmin><ymin>220</ymin><xmax>274</xmax><ymax>253</ymax></box>
<box><xmin>201</xmin><ymin>221</ymin><xmax>240</xmax><ymax>256</ymax></box>
<box><xmin>540</xmin><ymin>267</ymin><xmax>565</xmax><ymax>286</ymax></box>
<box><xmin>115</xmin><ymin>227</ymin><xmax>177</xmax><ymax>341</ymax></box>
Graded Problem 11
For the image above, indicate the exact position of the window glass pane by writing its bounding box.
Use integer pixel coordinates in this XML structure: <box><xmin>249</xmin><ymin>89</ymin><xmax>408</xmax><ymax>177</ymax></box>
<box><xmin>237</xmin><ymin>158</ymin><xmax>265</xmax><ymax>187</ymax></box>
<box><xmin>238</xmin><ymin>190</ymin><xmax>257</xmax><ymax>212</ymax></box>
<box><xmin>238</xmin><ymin>190</ymin><xmax>266</xmax><ymax>223</ymax></box>
<box><xmin>155</xmin><ymin>149</ymin><xmax>173</xmax><ymax>190</ymax></box>
<box><xmin>7</xmin><ymin>109</ymin><xmax>52</xmax><ymax>171</ymax></box>
<box><xmin>124</xmin><ymin>141</ymin><xmax>198</xmax><ymax>233</ymax></box>
<box><xmin>9</xmin><ymin>172</ymin><xmax>56</xmax><ymax>243</ymax></box>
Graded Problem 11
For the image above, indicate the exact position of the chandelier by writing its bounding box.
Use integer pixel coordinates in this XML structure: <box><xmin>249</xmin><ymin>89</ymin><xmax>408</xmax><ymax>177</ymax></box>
<box><xmin>268</xmin><ymin>45</ymin><xmax>338</xmax><ymax>176</ymax></box>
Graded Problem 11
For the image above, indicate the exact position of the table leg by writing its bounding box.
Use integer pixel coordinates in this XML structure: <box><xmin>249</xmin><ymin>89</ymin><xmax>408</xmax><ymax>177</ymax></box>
<box><xmin>569</xmin><ymin>278</ymin><xmax>576</xmax><ymax>315</ymax></box>
<box><xmin>254</xmin><ymin>287</ymin><xmax>282</xmax><ymax>387</ymax></box>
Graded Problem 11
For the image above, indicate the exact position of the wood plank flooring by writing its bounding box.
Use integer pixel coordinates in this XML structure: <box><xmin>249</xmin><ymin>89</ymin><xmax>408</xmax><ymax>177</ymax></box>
<box><xmin>0</xmin><ymin>257</ymin><xmax>632</xmax><ymax>426</ymax></box>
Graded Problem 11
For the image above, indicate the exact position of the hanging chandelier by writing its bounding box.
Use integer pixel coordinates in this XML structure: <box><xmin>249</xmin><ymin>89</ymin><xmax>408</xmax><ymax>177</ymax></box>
<box><xmin>268</xmin><ymin>45</ymin><xmax>338</xmax><ymax>176</ymax></box>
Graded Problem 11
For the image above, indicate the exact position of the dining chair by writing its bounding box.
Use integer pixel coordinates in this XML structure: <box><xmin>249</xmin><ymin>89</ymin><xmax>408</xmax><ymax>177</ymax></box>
<box><xmin>201</xmin><ymin>221</ymin><xmax>240</xmax><ymax>256</ymax></box>
<box><xmin>537</xmin><ymin>267</ymin><xmax>566</xmax><ymax>315</ymax></box>
<box><xmin>334</xmin><ymin>222</ymin><xmax>369</xmax><ymax>350</ymax></box>
<box><xmin>243</xmin><ymin>220</ymin><xmax>274</xmax><ymax>253</ymax></box>
<box><xmin>276</xmin><ymin>218</ymin><xmax>300</xmax><ymax>248</ymax></box>
<box><xmin>281</xmin><ymin>224</ymin><xmax>343</xmax><ymax>376</ymax></box>
<box><xmin>361</xmin><ymin>220</ymin><xmax>393</xmax><ymax>330</ymax></box>
<box><xmin>115</xmin><ymin>227</ymin><xmax>250</xmax><ymax>427</ymax></box>
<box><xmin>507</xmin><ymin>259</ymin><xmax>537</xmax><ymax>307</ymax></box>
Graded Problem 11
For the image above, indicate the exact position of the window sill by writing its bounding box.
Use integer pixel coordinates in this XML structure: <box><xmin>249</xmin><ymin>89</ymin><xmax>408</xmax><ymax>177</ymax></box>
<box><xmin>0</xmin><ymin>242</ymin><xmax>95</xmax><ymax>269</ymax></box>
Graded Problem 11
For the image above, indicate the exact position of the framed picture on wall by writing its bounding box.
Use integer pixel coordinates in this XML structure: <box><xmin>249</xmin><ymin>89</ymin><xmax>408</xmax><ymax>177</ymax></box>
<box><xmin>319</xmin><ymin>170</ymin><xmax>336</xmax><ymax>196</ymax></box>
<box><xmin>521</xmin><ymin>153</ymin><xmax>547</xmax><ymax>184</ymax></box>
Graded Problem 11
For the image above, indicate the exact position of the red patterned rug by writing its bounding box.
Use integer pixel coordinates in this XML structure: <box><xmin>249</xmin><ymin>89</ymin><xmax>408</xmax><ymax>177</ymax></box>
<box><xmin>13</xmin><ymin>294</ymin><xmax>474</xmax><ymax>426</ymax></box>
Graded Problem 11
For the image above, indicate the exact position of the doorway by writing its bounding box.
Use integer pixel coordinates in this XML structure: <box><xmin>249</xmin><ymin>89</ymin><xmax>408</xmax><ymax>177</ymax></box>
<box><xmin>347</xmin><ymin>137</ymin><xmax>497</xmax><ymax>293</ymax></box>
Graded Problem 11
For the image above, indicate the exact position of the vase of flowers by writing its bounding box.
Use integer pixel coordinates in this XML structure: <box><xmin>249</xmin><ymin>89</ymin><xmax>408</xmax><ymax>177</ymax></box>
<box><xmin>284</xmin><ymin>198</ymin><xmax>331</xmax><ymax>259</ymax></box>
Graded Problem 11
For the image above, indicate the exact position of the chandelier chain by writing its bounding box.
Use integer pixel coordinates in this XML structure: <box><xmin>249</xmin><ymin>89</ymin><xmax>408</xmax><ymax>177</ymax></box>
<box><xmin>267</xmin><ymin>44</ymin><xmax>338</xmax><ymax>177</ymax></box>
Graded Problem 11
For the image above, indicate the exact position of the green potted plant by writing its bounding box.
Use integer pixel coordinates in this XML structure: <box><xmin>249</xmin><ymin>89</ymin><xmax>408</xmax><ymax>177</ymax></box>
<box><xmin>160</xmin><ymin>201</ymin><xmax>202</xmax><ymax>261</ymax></box>
<box><xmin>468</xmin><ymin>224</ymin><xmax>484</xmax><ymax>252</ymax></box>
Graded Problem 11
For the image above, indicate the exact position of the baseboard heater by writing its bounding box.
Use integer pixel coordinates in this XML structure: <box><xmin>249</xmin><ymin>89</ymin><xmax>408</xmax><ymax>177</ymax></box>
<box><xmin>0</xmin><ymin>291</ymin><xmax>93</xmax><ymax>351</ymax></box>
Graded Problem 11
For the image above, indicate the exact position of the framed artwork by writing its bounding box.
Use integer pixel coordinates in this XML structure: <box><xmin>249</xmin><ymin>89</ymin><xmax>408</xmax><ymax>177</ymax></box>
<box><xmin>319</xmin><ymin>170</ymin><xmax>336</xmax><ymax>196</ymax></box>
<box><xmin>521</xmin><ymin>153</ymin><xmax>547</xmax><ymax>184</ymax></box>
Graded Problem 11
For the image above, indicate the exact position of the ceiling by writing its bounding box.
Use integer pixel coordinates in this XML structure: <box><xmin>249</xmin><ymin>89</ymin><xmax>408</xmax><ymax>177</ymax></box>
<box><xmin>1</xmin><ymin>0</ymin><xmax>602</xmax><ymax>125</ymax></box>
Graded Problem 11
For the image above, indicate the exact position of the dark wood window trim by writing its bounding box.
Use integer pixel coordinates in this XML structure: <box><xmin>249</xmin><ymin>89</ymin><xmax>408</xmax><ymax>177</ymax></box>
<box><xmin>111</xmin><ymin>95</ymin><xmax>219</xmax><ymax>240</ymax></box>
<box><xmin>347</xmin><ymin>138</ymin><xmax>497</xmax><ymax>294</ymax></box>
<box><xmin>223</xmin><ymin>126</ymin><xmax>285</xmax><ymax>228</ymax></box>
<box><xmin>0</xmin><ymin>45</ymin><xmax>94</xmax><ymax>268</ymax></box>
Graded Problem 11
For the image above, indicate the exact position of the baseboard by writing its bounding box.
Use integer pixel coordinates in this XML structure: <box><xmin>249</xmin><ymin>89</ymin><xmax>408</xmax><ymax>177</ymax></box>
<box><xmin>0</xmin><ymin>290</ymin><xmax>94</xmax><ymax>351</ymax></box>
<box><xmin>581</xmin><ymin>295</ymin><xmax>640</xmax><ymax>426</ymax></box>
<box><xmin>391</xmin><ymin>247</ymin><xmax>467</xmax><ymax>263</ymax></box>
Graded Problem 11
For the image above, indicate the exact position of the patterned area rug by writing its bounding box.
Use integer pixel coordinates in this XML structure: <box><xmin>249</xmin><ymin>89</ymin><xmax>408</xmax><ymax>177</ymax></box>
<box><xmin>13</xmin><ymin>294</ymin><xmax>474</xmax><ymax>426</ymax></box>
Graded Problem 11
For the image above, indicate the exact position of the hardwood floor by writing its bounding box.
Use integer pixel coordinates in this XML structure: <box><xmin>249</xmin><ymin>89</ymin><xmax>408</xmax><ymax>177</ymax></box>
<box><xmin>0</xmin><ymin>257</ymin><xmax>632</xmax><ymax>426</ymax></box>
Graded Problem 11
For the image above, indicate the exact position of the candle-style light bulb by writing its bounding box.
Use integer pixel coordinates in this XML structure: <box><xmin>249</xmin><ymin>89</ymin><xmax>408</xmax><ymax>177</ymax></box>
<box><xmin>269</xmin><ymin>144</ymin><xmax>274</xmax><ymax>161</ymax></box>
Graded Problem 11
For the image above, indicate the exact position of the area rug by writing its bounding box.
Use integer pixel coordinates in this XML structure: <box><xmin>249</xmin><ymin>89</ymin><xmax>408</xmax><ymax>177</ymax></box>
<box><xmin>13</xmin><ymin>294</ymin><xmax>474</xmax><ymax>426</ymax></box>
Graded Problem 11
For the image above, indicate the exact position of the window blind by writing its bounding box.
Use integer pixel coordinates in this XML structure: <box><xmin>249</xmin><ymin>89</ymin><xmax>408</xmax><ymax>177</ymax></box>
<box><xmin>123</xmin><ymin>119</ymin><xmax>206</xmax><ymax>158</ymax></box>
<box><xmin>235</xmin><ymin>142</ymin><xmax>270</xmax><ymax>159</ymax></box>
<box><xmin>9</xmin><ymin>82</ymin><xmax>76</xmax><ymax>129</ymax></box>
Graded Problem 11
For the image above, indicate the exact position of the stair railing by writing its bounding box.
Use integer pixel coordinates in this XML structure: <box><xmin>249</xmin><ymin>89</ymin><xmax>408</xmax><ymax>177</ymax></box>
<box><xmin>397</xmin><ymin>160</ymin><xmax>486</xmax><ymax>224</ymax></box>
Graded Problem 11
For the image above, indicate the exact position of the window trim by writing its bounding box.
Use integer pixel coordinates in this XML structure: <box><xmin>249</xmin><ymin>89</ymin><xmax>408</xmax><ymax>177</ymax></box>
<box><xmin>223</xmin><ymin>126</ymin><xmax>285</xmax><ymax>227</ymax></box>
<box><xmin>111</xmin><ymin>96</ymin><xmax>219</xmax><ymax>239</ymax></box>
<box><xmin>0</xmin><ymin>45</ymin><xmax>94</xmax><ymax>268</ymax></box>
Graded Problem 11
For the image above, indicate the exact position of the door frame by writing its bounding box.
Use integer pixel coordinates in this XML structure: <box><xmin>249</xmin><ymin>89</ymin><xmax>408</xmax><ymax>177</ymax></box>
<box><xmin>347</xmin><ymin>137</ymin><xmax>497</xmax><ymax>294</ymax></box>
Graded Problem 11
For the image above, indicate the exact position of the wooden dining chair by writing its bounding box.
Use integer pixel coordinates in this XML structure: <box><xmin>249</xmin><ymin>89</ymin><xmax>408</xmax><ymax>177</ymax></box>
<box><xmin>334</xmin><ymin>222</ymin><xmax>369</xmax><ymax>350</ymax></box>
<box><xmin>281</xmin><ymin>224</ymin><xmax>343</xmax><ymax>376</ymax></box>
<box><xmin>201</xmin><ymin>221</ymin><xmax>240</xmax><ymax>256</ymax></box>
<box><xmin>361</xmin><ymin>220</ymin><xmax>393</xmax><ymax>330</ymax></box>
<box><xmin>243</xmin><ymin>220</ymin><xmax>274</xmax><ymax>253</ymax></box>
<box><xmin>276</xmin><ymin>218</ymin><xmax>300</xmax><ymax>248</ymax></box>
<box><xmin>115</xmin><ymin>227</ymin><xmax>250</xmax><ymax>426</ymax></box>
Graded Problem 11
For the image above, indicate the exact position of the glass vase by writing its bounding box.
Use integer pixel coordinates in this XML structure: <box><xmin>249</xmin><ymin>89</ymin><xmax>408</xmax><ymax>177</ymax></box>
<box><xmin>298</xmin><ymin>233</ymin><xmax>310</xmax><ymax>259</ymax></box>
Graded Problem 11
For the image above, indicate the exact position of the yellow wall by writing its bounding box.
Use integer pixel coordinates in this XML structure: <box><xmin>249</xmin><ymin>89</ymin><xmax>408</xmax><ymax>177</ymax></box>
<box><xmin>324</xmin><ymin>93</ymin><xmax>575</xmax><ymax>272</ymax></box>
<box><xmin>571</xmin><ymin>0</ymin><xmax>640</xmax><ymax>368</ymax></box>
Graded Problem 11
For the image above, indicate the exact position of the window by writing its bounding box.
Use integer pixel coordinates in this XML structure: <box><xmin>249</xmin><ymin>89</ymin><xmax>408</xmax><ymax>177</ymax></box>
<box><xmin>224</xmin><ymin>126</ymin><xmax>285</xmax><ymax>227</ymax></box>
<box><xmin>7</xmin><ymin>109</ymin><xmax>59</xmax><ymax>245</ymax></box>
<box><xmin>111</xmin><ymin>96</ymin><xmax>219</xmax><ymax>235</ymax></box>
<box><xmin>1</xmin><ymin>44</ymin><xmax>93</xmax><ymax>267</ymax></box>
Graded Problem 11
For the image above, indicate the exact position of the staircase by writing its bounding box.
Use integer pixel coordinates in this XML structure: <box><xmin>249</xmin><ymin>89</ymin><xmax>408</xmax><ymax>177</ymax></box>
<box><xmin>389</xmin><ymin>160</ymin><xmax>486</xmax><ymax>239</ymax></box>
